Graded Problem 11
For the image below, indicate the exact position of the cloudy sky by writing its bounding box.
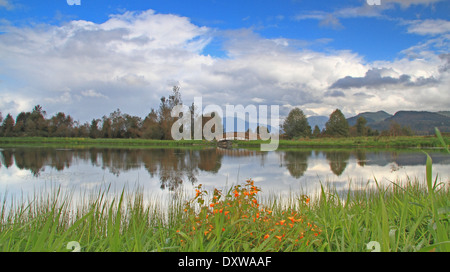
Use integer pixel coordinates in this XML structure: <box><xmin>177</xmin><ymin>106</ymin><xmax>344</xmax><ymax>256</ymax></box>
<box><xmin>0</xmin><ymin>0</ymin><xmax>449</xmax><ymax>123</ymax></box>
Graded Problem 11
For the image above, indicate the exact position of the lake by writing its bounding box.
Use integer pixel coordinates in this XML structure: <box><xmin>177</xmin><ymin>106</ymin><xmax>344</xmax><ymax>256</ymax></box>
<box><xmin>0</xmin><ymin>146</ymin><xmax>449</xmax><ymax>203</ymax></box>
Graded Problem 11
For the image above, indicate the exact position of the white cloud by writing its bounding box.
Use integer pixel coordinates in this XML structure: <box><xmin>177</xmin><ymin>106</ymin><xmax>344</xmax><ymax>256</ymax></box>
<box><xmin>81</xmin><ymin>89</ymin><xmax>108</xmax><ymax>99</ymax></box>
<box><xmin>0</xmin><ymin>9</ymin><xmax>448</xmax><ymax>123</ymax></box>
<box><xmin>407</xmin><ymin>19</ymin><xmax>450</xmax><ymax>35</ymax></box>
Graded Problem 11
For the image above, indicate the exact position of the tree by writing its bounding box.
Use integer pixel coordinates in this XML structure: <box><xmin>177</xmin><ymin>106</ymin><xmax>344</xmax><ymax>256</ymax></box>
<box><xmin>123</xmin><ymin>114</ymin><xmax>142</xmax><ymax>138</ymax></box>
<box><xmin>48</xmin><ymin>112</ymin><xmax>74</xmax><ymax>137</ymax></box>
<box><xmin>1</xmin><ymin>113</ymin><xmax>15</xmax><ymax>137</ymax></box>
<box><xmin>282</xmin><ymin>108</ymin><xmax>311</xmax><ymax>139</ymax></box>
<box><xmin>109</xmin><ymin>109</ymin><xmax>126</xmax><ymax>138</ymax></box>
<box><xmin>312</xmin><ymin>125</ymin><xmax>321</xmax><ymax>138</ymax></box>
<box><xmin>29</xmin><ymin>105</ymin><xmax>48</xmax><ymax>136</ymax></box>
<box><xmin>101</xmin><ymin>116</ymin><xmax>112</xmax><ymax>138</ymax></box>
<box><xmin>142</xmin><ymin>109</ymin><xmax>163</xmax><ymax>139</ymax></box>
<box><xmin>325</xmin><ymin>109</ymin><xmax>349</xmax><ymax>137</ymax></box>
<box><xmin>158</xmin><ymin>85</ymin><xmax>183</xmax><ymax>140</ymax></box>
<box><xmin>89</xmin><ymin>119</ymin><xmax>101</xmax><ymax>139</ymax></box>
<box><xmin>355</xmin><ymin>116</ymin><xmax>367</xmax><ymax>137</ymax></box>
<box><xmin>14</xmin><ymin>112</ymin><xmax>30</xmax><ymax>136</ymax></box>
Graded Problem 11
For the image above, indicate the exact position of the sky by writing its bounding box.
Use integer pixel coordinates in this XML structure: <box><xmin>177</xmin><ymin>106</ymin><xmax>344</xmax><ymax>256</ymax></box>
<box><xmin>0</xmin><ymin>0</ymin><xmax>449</xmax><ymax>124</ymax></box>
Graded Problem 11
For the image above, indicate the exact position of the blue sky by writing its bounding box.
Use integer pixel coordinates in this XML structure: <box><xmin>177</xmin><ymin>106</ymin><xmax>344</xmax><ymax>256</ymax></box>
<box><xmin>0</xmin><ymin>0</ymin><xmax>449</xmax><ymax>122</ymax></box>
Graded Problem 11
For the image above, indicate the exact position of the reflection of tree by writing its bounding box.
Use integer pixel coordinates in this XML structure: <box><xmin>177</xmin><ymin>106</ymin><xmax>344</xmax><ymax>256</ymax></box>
<box><xmin>282</xmin><ymin>151</ymin><xmax>311</xmax><ymax>179</ymax></box>
<box><xmin>1</xmin><ymin>149</ymin><xmax>14</xmax><ymax>168</ymax></box>
<box><xmin>354</xmin><ymin>149</ymin><xmax>367</xmax><ymax>167</ymax></box>
<box><xmin>0</xmin><ymin>148</ymin><xmax>224</xmax><ymax>191</ymax></box>
<box><xmin>324</xmin><ymin>150</ymin><xmax>350</xmax><ymax>176</ymax></box>
<box><xmin>12</xmin><ymin>149</ymin><xmax>47</xmax><ymax>177</ymax></box>
<box><xmin>198</xmin><ymin>150</ymin><xmax>223</xmax><ymax>173</ymax></box>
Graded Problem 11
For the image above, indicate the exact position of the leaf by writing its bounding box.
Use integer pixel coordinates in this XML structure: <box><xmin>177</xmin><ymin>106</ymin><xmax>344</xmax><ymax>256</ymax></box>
<box><xmin>435</xmin><ymin>127</ymin><xmax>449</xmax><ymax>153</ymax></box>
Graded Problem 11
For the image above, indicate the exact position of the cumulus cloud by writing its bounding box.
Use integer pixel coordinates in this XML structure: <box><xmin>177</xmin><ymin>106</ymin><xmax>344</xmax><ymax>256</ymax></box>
<box><xmin>0</xmin><ymin>10</ymin><xmax>214</xmax><ymax>121</ymax></box>
<box><xmin>0</xmin><ymin>8</ymin><xmax>449</xmax><ymax>123</ymax></box>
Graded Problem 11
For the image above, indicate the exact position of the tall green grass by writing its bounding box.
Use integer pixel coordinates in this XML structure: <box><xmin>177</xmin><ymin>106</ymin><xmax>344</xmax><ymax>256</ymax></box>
<box><xmin>0</xmin><ymin>176</ymin><xmax>448</xmax><ymax>252</ymax></box>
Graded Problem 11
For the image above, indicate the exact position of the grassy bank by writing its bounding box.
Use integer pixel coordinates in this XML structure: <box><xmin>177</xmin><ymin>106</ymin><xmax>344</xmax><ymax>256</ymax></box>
<box><xmin>0</xmin><ymin>135</ymin><xmax>448</xmax><ymax>149</ymax></box>
<box><xmin>235</xmin><ymin>135</ymin><xmax>450</xmax><ymax>149</ymax></box>
<box><xmin>1</xmin><ymin>176</ymin><xmax>448</xmax><ymax>252</ymax></box>
<box><xmin>0</xmin><ymin>137</ymin><xmax>214</xmax><ymax>148</ymax></box>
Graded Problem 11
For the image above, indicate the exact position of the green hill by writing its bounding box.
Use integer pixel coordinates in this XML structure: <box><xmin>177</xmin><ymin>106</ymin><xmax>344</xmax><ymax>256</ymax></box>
<box><xmin>370</xmin><ymin>111</ymin><xmax>450</xmax><ymax>135</ymax></box>
<box><xmin>347</xmin><ymin>111</ymin><xmax>392</xmax><ymax>127</ymax></box>
<box><xmin>347</xmin><ymin>110</ymin><xmax>450</xmax><ymax>135</ymax></box>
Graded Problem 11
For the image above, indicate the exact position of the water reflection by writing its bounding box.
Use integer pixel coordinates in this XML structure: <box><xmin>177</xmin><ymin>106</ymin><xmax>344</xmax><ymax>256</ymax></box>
<box><xmin>0</xmin><ymin>147</ymin><xmax>449</xmax><ymax>191</ymax></box>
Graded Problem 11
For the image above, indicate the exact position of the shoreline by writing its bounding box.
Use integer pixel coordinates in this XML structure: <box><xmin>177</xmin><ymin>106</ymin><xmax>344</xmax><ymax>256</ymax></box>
<box><xmin>0</xmin><ymin>135</ymin><xmax>448</xmax><ymax>149</ymax></box>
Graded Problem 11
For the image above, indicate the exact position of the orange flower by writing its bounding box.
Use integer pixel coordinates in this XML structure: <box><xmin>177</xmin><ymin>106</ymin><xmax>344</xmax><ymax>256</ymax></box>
<box><xmin>275</xmin><ymin>235</ymin><xmax>282</xmax><ymax>241</ymax></box>
<box><xmin>234</xmin><ymin>190</ymin><xmax>239</xmax><ymax>198</ymax></box>
<box><xmin>264</xmin><ymin>234</ymin><xmax>269</xmax><ymax>240</ymax></box>
<box><xmin>224</xmin><ymin>211</ymin><xmax>230</xmax><ymax>216</ymax></box>
<box><xmin>279</xmin><ymin>220</ymin><xmax>285</xmax><ymax>225</ymax></box>
<box><xmin>306</xmin><ymin>198</ymin><xmax>310</xmax><ymax>204</ymax></box>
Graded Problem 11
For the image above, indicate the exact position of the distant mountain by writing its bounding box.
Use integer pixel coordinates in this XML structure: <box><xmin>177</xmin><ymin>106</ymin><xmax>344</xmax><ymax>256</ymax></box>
<box><xmin>221</xmin><ymin>110</ymin><xmax>450</xmax><ymax>135</ymax></box>
<box><xmin>370</xmin><ymin>111</ymin><xmax>450</xmax><ymax>135</ymax></box>
<box><xmin>438</xmin><ymin>111</ymin><xmax>450</xmax><ymax>118</ymax></box>
<box><xmin>222</xmin><ymin>116</ymin><xmax>277</xmax><ymax>133</ymax></box>
<box><xmin>307</xmin><ymin>116</ymin><xmax>328</xmax><ymax>131</ymax></box>
<box><xmin>347</xmin><ymin>111</ymin><xmax>392</xmax><ymax>127</ymax></box>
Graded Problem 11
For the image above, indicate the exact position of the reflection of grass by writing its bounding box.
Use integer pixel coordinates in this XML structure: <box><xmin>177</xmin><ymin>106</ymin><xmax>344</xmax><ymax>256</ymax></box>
<box><xmin>1</xmin><ymin>177</ymin><xmax>448</xmax><ymax>252</ymax></box>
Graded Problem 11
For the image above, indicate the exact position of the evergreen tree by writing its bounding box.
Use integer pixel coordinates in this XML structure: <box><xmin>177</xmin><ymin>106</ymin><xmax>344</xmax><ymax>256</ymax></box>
<box><xmin>325</xmin><ymin>109</ymin><xmax>349</xmax><ymax>137</ymax></box>
<box><xmin>282</xmin><ymin>108</ymin><xmax>311</xmax><ymax>139</ymax></box>
<box><xmin>312</xmin><ymin>125</ymin><xmax>321</xmax><ymax>138</ymax></box>
<box><xmin>1</xmin><ymin>113</ymin><xmax>15</xmax><ymax>137</ymax></box>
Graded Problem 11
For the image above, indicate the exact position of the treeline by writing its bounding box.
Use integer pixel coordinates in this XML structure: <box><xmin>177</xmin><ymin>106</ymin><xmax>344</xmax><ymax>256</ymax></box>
<box><xmin>282</xmin><ymin>108</ymin><xmax>414</xmax><ymax>139</ymax></box>
<box><xmin>0</xmin><ymin>86</ymin><xmax>189</xmax><ymax>139</ymax></box>
<box><xmin>0</xmin><ymin>86</ymin><xmax>414</xmax><ymax>140</ymax></box>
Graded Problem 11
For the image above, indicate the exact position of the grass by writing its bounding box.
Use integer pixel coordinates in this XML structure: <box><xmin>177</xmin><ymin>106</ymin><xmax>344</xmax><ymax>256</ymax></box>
<box><xmin>0</xmin><ymin>135</ymin><xmax>448</xmax><ymax>149</ymax></box>
<box><xmin>235</xmin><ymin>135</ymin><xmax>450</xmax><ymax>149</ymax></box>
<box><xmin>0</xmin><ymin>137</ymin><xmax>214</xmax><ymax>149</ymax></box>
<box><xmin>0</xmin><ymin>177</ymin><xmax>448</xmax><ymax>252</ymax></box>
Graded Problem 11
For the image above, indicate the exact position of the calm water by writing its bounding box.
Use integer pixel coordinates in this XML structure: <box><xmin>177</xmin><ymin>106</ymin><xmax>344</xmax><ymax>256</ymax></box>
<box><xmin>0</xmin><ymin>147</ymin><xmax>449</xmax><ymax>201</ymax></box>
